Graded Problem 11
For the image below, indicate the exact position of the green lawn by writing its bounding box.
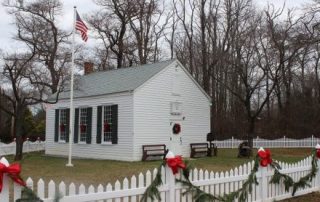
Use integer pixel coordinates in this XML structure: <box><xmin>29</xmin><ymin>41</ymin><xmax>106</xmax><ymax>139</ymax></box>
<box><xmin>5</xmin><ymin>148</ymin><xmax>313</xmax><ymax>187</ymax></box>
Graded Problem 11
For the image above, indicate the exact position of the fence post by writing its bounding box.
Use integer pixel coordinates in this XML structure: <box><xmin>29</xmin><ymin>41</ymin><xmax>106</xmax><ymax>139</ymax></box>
<box><xmin>283</xmin><ymin>136</ymin><xmax>286</xmax><ymax>148</ymax></box>
<box><xmin>260</xmin><ymin>166</ymin><xmax>268</xmax><ymax>202</ymax></box>
<box><xmin>165</xmin><ymin>165</ymin><xmax>175</xmax><ymax>202</ymax></box>
<box><xmin>256</xmin><ymin>136</ymin><xmax>259</xmax><ymax>148</ymax></box>
<box><xmin>316</xmin><ymin>159</ymin><xmax>320</xmax><ymax>189</ymax></box>
<box><xmin>311</xmin><ymin>135</ymin><xmax>314</xmax><ymax>147</ymax></box>
<box><xmin>231</xmin><ymin>136</ymin><xmax>234</xmax><ymax>149</ymax></box>
<box><xmin>0</xmin><ymin>174</ymin><xmax>9</xmax><ymax>202</ymax></box>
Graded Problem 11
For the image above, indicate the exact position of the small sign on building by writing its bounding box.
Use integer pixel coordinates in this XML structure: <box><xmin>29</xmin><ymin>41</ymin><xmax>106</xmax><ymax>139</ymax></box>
<box><xmin>170</xmin><ymin>102</ymin><xmax>182</xmax><ymax>115</ymax></box>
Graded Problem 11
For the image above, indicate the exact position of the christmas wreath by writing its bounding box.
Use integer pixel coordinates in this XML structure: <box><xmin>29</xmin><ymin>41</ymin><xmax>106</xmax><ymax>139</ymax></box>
<box><xmin>172</xmin><ymin>123</ymin><xmax>181</xmax><ymax>134</ymax></box>
<box><xmin>141</xmin><ymin>146</ymin><xmax>320</xmax><ymax>202</ymax></box>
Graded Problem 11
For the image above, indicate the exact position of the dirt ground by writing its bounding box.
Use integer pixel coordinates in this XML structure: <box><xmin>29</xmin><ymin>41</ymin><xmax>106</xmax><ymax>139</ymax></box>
<box><xmin>279</xmin><ymin>192</ymin><xmax>320</xmax><ymax>202</ymax></box>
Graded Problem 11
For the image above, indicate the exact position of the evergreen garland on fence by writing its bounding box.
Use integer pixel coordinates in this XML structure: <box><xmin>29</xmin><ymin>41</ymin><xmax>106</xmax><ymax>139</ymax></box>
<box><xmin>216</xmin><ymin>156</ymin><xmax>260</xmax><ymax>202</ymax></box>
<box><xmin>141</xmin><ymin>150</ymin><xmax>319</xmax><ymax>202</ymax></box>
<box><xmin>140</xmin><ymin>161</ymin><xmax>166</xmax><ymax>202</ymax></box>
<box><xmin>177</xmin><ymin>162</ymin><xmax>221</xmax><ymax>202</ymax></box>
<box><xmin>16</xmin><ymin>187</ymin><xmax>43</xmax><ymax>202</ymax></box>
<box><xmin>270</xmin><ymin>149</ymin><xmax>318</xmax><ymax>196</ymax></box>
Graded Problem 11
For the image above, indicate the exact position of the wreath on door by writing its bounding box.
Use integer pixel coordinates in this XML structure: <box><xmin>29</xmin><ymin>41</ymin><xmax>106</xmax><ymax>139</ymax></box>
<box><xmin>172</xmin><ymin>123</ymin><xmax>181</xmax><ymax>134</ymax></box>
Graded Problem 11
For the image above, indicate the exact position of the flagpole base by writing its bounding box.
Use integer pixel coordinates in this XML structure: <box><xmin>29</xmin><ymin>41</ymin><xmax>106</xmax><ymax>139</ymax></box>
<box><xmin>66</xmin><ymin>163</ymin><xmax>74</xmax><ymax>167</ymax></box>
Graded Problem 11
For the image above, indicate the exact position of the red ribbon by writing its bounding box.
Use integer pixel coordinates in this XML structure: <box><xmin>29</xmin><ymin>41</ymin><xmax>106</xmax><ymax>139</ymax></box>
<box><xmin>316</xmin><ymin>149</ymin><xmax>320</xmax><ymax>159</ymax></box>
<box><xmin>258</xmin><ymin>149</ymin><xmax>272</xmax><ymax>167</ymax></box>
<box><xmin>80</xmin><ymin>124</ymin><xmax>87</xmax><ymax>133</ymax></box>
<box><xmin>166</xmin><ymin>156</ymin><xmax>186</xmax><ymax>174</ymax></box>
<box><xmin>0</xmin><ymin>163</ymin><xmax>26</xmax><ymax>192</ymax></box>
<box><xmin>60</xmin><ymin>124</ymin><xmax>65</xmax><ymax>132</ymax></box>
<box><xmin>104</xmin><ymin>122</ymin><xmax>110</xmax><ymax>132</ymax></box>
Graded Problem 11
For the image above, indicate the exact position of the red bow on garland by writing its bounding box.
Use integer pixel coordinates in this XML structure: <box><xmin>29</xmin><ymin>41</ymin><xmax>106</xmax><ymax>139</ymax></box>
<box><xmin>257</xmin><ymin>148</ymin><xmax>272</xmax><ymax>167</ymax></box>
<box><xmin>166</xmin><ymin>155</ymin><xmax>186</xmax><ymax>175</ymax></box>
<box><xmin>316</xmin><ymin>144</ymin><xmax>320</xmax><ymax>158</ymax></box>
<box><xmin>0</xmin><ymin>160</ymin><xmax>26</xmax><ymax>192</ymax></box>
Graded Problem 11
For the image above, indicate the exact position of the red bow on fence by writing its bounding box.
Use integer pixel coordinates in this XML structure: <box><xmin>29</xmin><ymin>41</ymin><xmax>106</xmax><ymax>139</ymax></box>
<box><xmin>0</xmin><ymin>160</ymin><xmax>26</xmax><ymax>192</ymax></box>
<box><xmin>257</xmin><ymin>148</ymin><xmax>272</xmax><ymax>167</ymax></box>
<box><xmin>166</xmin><ymin>155</ymin><xmax>186</xmax><ymax>175</ymax></box>
<box><xmin>315</xmin><ymin>144</ymin><xmax>320</xmax><ymax>159</ymax></box>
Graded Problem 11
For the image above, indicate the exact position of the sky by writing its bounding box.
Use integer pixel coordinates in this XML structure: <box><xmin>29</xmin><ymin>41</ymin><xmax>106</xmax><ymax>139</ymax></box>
<box><xmin>0</xmin><ymin>0</ymin><xmax>313</xmax><ymax>53</ymax></box>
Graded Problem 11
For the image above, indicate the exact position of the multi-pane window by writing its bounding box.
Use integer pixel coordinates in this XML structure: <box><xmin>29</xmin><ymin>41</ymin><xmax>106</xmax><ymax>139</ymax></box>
<box><xmin>59</xmin><ymin>109</ymin><xmax>67</xmax><ymax>141</ymax></box>
<box><xmin>79</xmin><ymin>108</ymin><xmax>88</xmax><ymax>142</ymax></box>
<box><xmin>103</xmin><ymin>106</ymin><xmax>112</xmax><ymax>143</ymax></box>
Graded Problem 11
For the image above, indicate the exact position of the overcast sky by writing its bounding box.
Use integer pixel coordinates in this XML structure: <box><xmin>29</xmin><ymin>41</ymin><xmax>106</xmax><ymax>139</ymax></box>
<box><xmin>0</xmin><ymin>0</ymin><xmax>312</xmax><ymax>53</ymax></box>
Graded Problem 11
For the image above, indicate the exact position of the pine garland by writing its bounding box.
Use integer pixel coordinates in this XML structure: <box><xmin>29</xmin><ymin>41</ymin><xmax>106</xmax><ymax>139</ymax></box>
<box><xmin>292</xmin><ymin>150</ymin><xmax>318</xmax><ymax>195</ymax></box>
<box><xmin>177</xmin><ymin>162</ymin><xmax>221</xmax><ymax>202</ymax></box>
<box><xmin>140</xmin><ymin>161</ymin><xmax>166</xmax><ymax>202</ymax></box>
<box><xmin>219</xmin><ymin>155</ymin><xmax>260</xmax><ymax>202</ymax></box>
<box><xmin>270</xmin><ymin>150</ymin><xmax>318</xmax><ymax>196</ymax></box>
<box><xmin>269</xmin><ymin>166</ymin><xmax>294</xmax><ymax>192</ymax></box>
<box><xmin>16</xmin><ymin>187</ymin><xmax>43</xmax><ymax>202</ymax></box>
<box><xmin>141</xmin><ymin>150</ymin><xmax>319</xmax><ymax>202</ymax></box>
<box><xmin>176</xmin><ymin>156</ymin><xmax>261</xmax><ymax>202</ymax></box>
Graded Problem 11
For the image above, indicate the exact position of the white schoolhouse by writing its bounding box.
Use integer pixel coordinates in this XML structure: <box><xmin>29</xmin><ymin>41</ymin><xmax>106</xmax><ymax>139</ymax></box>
<box><xmin>45</xmin><ymin>59</ymin><xmax>211</xmax><ymax>161</ymax></box>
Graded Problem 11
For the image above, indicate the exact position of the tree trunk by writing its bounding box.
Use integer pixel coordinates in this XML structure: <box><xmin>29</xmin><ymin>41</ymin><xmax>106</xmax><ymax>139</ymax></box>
<box><xmin>14</xmin><ymin>107</ymin><xmax>24</xmax><ymax>161</ymax></box>
<box><xmin>247</xmin><ymin>117</ymin><xmax>255</xmax><ymax>148</ymax></box>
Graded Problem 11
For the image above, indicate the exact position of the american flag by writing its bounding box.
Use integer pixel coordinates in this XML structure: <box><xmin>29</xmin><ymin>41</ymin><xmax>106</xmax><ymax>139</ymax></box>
<box><xmin>75</xmin><ymin>11</ymin><xmax>88</xmax><ymax>42</ymax></box>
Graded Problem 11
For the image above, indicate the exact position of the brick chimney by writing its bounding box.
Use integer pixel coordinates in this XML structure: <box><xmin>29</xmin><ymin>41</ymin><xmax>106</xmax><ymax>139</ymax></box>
<box><xmin>84</xmin><ymin>62</ymin><xmax>94</xmax><ymax>75</ymax></box>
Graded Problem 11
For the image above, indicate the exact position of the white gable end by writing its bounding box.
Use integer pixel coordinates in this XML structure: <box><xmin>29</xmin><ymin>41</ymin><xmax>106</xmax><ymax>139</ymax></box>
<box><xmin>133</xmin><ymin>61</ymin><xmax>211</xmax><ymax>160</ymax></box>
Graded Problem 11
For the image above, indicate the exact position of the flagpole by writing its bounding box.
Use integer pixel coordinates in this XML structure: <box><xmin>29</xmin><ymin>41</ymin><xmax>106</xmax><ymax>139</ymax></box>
<box><xmin>66</xmin><ymin>6</ymin><xmax>76</xmax><ymax>167</ymax></box>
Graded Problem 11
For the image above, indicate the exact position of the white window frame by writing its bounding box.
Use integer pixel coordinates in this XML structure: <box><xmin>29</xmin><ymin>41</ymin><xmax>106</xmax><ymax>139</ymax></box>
<box><xmin>102</xmin><ymin>105</ymin><xmax>113</xmax><ymax>144</ymax></box>
<box><xmin>78</xmin><ymin>108</ymin><xmax>88</xmax><ymax>143</ymax></box>
<box><xmin>59</xmin><ymin>109</ymin><xmax>67</xmax><ymax>143</ymax></box>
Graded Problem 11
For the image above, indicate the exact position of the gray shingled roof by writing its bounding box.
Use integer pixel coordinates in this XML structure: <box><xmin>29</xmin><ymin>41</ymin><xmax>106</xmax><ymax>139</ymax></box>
<box><xmin>52</xmin><ymin>59</ymin><xmax>176</xmax><ymax>100</ymax></box>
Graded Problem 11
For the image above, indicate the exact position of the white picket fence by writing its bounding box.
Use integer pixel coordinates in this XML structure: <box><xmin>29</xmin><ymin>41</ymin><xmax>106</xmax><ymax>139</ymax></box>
<box><xmin>213</xmin><ymin>135</ymin><xmax>320</xmax><ymax>148</ymax></box>
<box><xmin>1</xmin><ymin>156</ymin><xmax>320</xmax><ymax>202</ymax></box>
<box><xmin>0</xmin><ymin>140</ymin><xmax>45</xmax><ymax>156</ymax></box>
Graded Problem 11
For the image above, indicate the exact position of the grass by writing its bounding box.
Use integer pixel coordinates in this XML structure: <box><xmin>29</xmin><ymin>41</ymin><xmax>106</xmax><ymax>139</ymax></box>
<box><xmin>4</xmin><ymin>148</ymin><xmax>313</xmax><ymax>187</ymax></box>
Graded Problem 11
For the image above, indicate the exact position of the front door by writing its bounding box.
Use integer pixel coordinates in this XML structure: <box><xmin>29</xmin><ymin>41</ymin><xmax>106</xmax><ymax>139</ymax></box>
<box><xmin>169</xmin><ymin>121</ymin><xmax>183</xmax><ymax>156</ymax></box>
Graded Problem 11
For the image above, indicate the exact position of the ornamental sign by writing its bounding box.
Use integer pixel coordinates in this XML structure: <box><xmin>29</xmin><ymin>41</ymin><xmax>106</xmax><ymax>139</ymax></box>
<box><xmin>170</xmin><ymin>102</ymin><xmax>182</xmax><ymax>115</ymax></box>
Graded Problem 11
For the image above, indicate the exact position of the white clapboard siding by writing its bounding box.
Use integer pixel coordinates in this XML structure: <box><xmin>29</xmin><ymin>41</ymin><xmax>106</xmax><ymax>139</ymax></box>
<box><xmin>45</xmin><ymin>93</ymin><xmax>135</xmax><ymax>161</ymax></box>
<box><xmin>2</xmin><ymin>157</ymin><xmax>320</xmax><ymax>202</ymax></box>
<box><xmin>133</xmin><ymin>61</ymin><xmax>211</xmax><ymax>160</ymax></box>
<box><xmin>212</xmin><ymin>135</ymin><xmax>320</xmax><ymax>148</ymax></box>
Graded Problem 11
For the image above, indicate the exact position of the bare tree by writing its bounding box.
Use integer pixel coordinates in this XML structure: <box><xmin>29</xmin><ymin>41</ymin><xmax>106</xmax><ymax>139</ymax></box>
<box><xmin>88</xmin><ymin>0</ymin><xmax>139</xmax><ymax>68</ymax></box>
<box><xmin>3</xmin><ymin>0</ymin><xmax>71</xmax><ymax>94</ymax></box>
<box><xmin>0</xmin><ymin>52</ymin><xmax>61</xmax><ymax>160</ymax></box>
<box><xmin>129</xmin><ymin>0</ymin><xmax>169</xmax><ymax>64</ymax></box>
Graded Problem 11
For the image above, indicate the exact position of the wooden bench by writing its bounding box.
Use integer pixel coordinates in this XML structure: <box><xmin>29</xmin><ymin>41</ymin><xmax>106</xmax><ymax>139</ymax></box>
<box><xmin>142</xmin><ymin>144</ymin><xmax>167</xmax><ymax>161</ymax></box>
<box><xmin>190</xmin><ymin>143</ymin><xmax>210</xmax><ymax>158</ymax></box>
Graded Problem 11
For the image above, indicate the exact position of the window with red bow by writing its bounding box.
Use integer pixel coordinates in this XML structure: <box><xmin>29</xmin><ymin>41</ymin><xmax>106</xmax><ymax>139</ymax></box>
<box><xmin>79</xmin><ymin>108</ymin><xmax>88</xmax><ymax>142</ymax></box>
<box><xmin>59</xmin><ymin>109</ymin><xmax>68</xmax><ymax>141</ymax></box>
<box><xmin>102</xmin><ymin>105</ymin><xmax>113</xmax><ymax>143</ymax></box>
